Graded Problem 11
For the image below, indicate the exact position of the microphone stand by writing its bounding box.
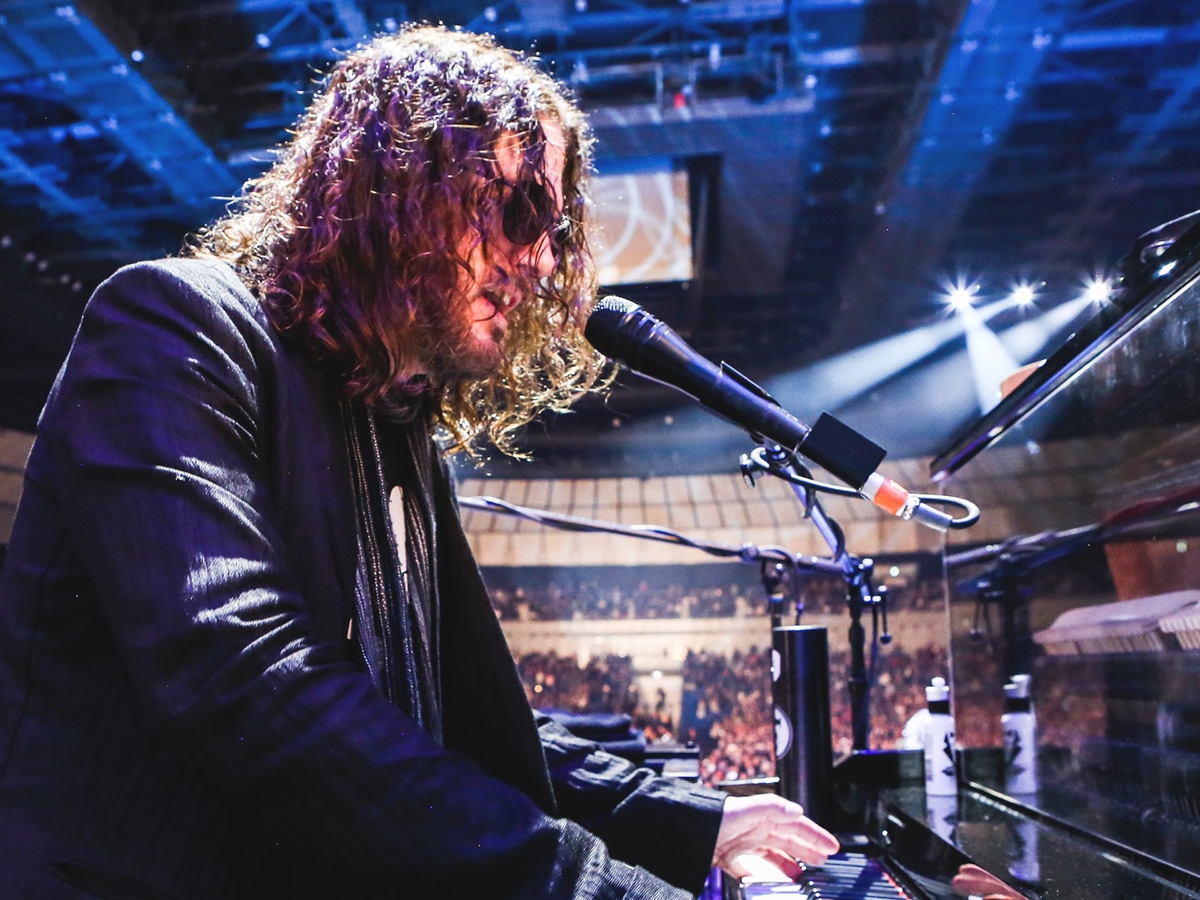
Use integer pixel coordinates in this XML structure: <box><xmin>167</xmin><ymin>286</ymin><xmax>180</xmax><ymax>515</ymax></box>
<box><xmin>463</xmin><ymin>443</ymin><xmax>892</xmax><ymax>753</ymax></box>
<box><xmin>760</xmin><ymin>560</ymin><xmax>795</xmax><ymax>631</ymax></box>
<box><xmin>462</xmin><ymin>472</ymin><xmax>898</xmax><ymax>819</ymax></box>
<box><xmin>458</xmin><ymin>494</ymin><xmax>843</xmax><ymax>576</ymax></box>
<box><xmin>741</xmin><ymin>442</ymin><xmax>890</xmax><ymax>752</ymax></box>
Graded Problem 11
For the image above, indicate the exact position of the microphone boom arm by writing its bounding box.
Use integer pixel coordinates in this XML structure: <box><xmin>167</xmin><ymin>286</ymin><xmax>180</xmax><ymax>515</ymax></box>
<box><xmin>585</xmin><ymin>296</ymin><xmax>979</xmax><ymax>533</ymax></box>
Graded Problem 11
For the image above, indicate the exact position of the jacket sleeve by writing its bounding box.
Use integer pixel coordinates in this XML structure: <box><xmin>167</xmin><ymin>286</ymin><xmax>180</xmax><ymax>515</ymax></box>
<box><xmin>433</xmin><ymin>457</ymin><xmax>727</xmax><ymax>896</ymax></box>
<box><xmin>39</xmin><ymin>259</ymin><xmax>695</xmax><ymax>899</ymax></box>
<box><xmin>538</xmin><ymin>715</ymin><xmax>726</xmax><ymax>895</ymax></box>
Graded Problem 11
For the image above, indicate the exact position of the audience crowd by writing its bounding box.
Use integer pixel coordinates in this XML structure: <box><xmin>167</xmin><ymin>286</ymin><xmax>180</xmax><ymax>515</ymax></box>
<box><xmin>486</xmin><ymin>561</ymin><xmax>944</xmax><ymax>622</ymax></box>
<box><xmin>499</xmin><ymin>558</ymin><xmax>1108</xmax><ymax>787</ymax></box>
<box><xmin>515</xmin><ymin>649</ymin><xmax>639</xmax><ymax>718</ymax></box>
<box><xmin>512</xmin><ymin>641</ymin><xmax>951</xmax><ymax>787</ymax></box>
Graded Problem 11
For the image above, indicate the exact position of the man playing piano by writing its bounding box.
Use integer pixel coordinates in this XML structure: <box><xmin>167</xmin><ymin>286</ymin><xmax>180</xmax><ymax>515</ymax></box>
<box><xmin>0</xmin><ymin>24</ymin><xmax>838</xmax><ymax>899</ymax></box>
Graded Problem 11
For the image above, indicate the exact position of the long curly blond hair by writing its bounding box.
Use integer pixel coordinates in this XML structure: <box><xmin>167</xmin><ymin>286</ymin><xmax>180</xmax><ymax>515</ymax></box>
<box><xmin>186</xmin><ymin>24</ymin><xmax>607</xmax><ymax>455</ymax></box>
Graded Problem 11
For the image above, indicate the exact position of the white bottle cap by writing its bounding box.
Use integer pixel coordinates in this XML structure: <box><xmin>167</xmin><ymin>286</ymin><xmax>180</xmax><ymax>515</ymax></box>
<box><xmin>926</xmin><ymin>676</ymin><xmax>949</xmax><ymax>703</ymax></box>
<box><xmin>1005</xmin><ymin>674</ymin><xmax>1032</xmax><ymax>699</ymax></box>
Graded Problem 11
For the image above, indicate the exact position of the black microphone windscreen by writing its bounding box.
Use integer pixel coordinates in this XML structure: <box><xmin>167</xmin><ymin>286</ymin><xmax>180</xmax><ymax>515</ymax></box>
<box><xmin>584</xmin><ymin>295</ymin><xmax>638</xmax><ymax>344</ymax></box>
<box><xmin>584</xmin><ymin>295</ymin><xmax>652</xmax><ymax>365</ymax></box>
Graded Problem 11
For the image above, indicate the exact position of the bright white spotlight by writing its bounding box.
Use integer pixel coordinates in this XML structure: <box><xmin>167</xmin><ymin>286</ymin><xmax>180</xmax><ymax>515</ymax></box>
<box><xmin>1008</xmin><ymin>283</ymin><xmax>1037</xmax><ymax>307</ymax></box>
<box><xmin>1083</xmin><ymin>275</ymin><xmax>1113</xmax><ymax>303</ymax></box>
<box><xmin>943</xmin><ymin>279</ymin><xmax>980</xmax><ymax>312</ymax></box>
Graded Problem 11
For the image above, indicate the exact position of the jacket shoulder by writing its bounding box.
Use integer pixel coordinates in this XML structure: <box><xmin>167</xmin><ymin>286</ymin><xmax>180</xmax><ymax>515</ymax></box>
<box><xmin>103</xmin><ymin>257</ymin><xmax>267</xmax><ymax>324</ymax></box>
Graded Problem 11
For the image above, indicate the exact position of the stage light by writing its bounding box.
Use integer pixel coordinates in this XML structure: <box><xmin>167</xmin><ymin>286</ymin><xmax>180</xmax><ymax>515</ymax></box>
<box><xmin>943</xmin><ymin>279</ymin><xmax>979</xmax><ymax>312</ymax></box>
<box><xmin>1083</xmin><ymin>276</ymin><xmax>1113</xmax><ymax>303</ymax></box>
<box><xmin>1008</xmin><ymin>283</ymin><xmax>1037</xmax><ymax>307</ymax></box>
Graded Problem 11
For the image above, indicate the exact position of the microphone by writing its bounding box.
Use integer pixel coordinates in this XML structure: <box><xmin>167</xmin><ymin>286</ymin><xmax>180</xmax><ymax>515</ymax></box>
<box><xmin>584</xmin><ymin>295</ymin><xmax>960</xmax><ymax>532</ymax></box>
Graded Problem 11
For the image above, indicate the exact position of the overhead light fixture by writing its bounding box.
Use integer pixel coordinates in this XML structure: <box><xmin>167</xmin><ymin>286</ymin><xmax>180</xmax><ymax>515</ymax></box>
<box><xmin>944</xmin><ymin>279</ymin><xmax>979</xmax><ymax>312</ymax></box>
<box><xmin>1082</xmin><ymin>275</ymin><xmax>1113</xmax><ymax>303</ymax></box>
<box><xmin>1007</xmin><ymin>283</ymin><xmax>1037</xmax><ymax>307</ymax></box>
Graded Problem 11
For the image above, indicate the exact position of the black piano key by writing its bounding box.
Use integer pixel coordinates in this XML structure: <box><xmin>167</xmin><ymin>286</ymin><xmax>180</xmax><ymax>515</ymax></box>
<box><xmin>811</xmin><ymin>888</ymin><xmax>905</xmax><ymax>900</ymax></box>
<box><xmin>741</xmin><ymin>851</ymin><xmax>913</xmax><ymax>900</ymax></box>
<box><xmin>805</xmin><ymin>876</ymin><xmax>903</xmax><ymax>894</ymax></box>
<box><xmin>801</xmin><ymin>852</ymin><xmax>911</xmax><ymax>900</ymax></box>
<box><xmin>741</xmin><ymin>885</ymin><xmax>808</xmax><ymax>896</ymax></box>
<box><xmin>807</xmin><ymin>883</ymin><xmax>905</xmax><ymax>899</ymax></box>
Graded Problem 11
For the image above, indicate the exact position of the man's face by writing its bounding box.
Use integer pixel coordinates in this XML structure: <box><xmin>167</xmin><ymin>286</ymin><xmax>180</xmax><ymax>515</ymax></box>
<box><xmin>438</xmin><ymin>119</ymin><xmax>567</xmax><ymax>379</ymax></box>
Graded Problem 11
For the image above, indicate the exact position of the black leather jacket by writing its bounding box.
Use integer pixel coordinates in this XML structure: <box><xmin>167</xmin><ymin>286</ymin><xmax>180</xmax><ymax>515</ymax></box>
<box><xmin>0</xmin><ymin>259</ymin><xmax>723</xmax><ymax>899</ymax></box>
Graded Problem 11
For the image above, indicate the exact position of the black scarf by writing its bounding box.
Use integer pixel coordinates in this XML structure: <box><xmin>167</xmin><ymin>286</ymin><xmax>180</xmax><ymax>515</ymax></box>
<box><xmin>342</xmin><ymin>399</ymin><xmax>443</xmax><ymax>743</ymax></box>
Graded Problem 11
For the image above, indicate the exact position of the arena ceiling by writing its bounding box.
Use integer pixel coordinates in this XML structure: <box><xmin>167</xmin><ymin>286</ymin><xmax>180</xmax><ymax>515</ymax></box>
<box><xmin>2</xmin><ymin>0</ymin><xmax>1200</xmax><ymax>479</ymax></box>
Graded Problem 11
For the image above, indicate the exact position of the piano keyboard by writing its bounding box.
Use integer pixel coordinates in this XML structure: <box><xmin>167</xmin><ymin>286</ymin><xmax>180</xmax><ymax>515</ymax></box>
<box><xmin>740</xmin><ymin>851</ymin><xmax>914</xmax><ymax>899</ymax></box>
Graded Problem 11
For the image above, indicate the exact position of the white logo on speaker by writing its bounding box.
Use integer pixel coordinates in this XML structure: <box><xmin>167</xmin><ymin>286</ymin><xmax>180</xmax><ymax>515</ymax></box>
<box><xmin>774</xmin><ymin>706</ymin><xmax>793</xmax><ymax>759</ymax></box>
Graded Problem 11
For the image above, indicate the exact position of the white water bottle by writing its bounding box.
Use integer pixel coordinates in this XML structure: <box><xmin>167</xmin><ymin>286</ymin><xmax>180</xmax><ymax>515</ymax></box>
<box><xmin>924</xmin><ymin>676</ymin><xmax>957</xmax><ymax>796</ymax></box>
<box><xmin>1002</xmin><ymin>673</ymin><xmax>1037</xmax><ymax>794</ymax></box>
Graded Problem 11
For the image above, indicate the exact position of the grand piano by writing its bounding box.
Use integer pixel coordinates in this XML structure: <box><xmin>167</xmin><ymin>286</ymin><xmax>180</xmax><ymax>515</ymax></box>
<box><xmin>706</xmin><ymin>211</ymin><xmax>1200</xmax><ymax>899</ymax></box>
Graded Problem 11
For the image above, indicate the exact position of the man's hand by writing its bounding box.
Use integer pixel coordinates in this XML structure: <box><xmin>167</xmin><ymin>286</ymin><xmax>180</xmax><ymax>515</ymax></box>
<box><xmin>711</xmin><ymin>794</ymin><xmax>840</xmax><ymax>882</ymax></box>
<box><xmin>951</xmin><ymin>863</ymin><xmax>1032</xmax><ymax>900</ymax></box>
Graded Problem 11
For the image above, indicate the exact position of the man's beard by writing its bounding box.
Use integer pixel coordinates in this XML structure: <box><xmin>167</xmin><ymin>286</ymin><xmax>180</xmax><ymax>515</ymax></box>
<box><xmin>419</xmin><ymin>303</ymin><xmax>508</xmax><ymax>383</ymax></box>
<box><xmin>441</xmin><ymin>321</ymin><xmax>507</xmax><ymax>380</ymax></box>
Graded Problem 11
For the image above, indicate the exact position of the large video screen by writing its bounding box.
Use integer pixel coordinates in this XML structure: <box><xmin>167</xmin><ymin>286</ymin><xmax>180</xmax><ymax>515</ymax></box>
<box><xmin>591</xmin><ymin>158</ymin><xmax>693</xmax><ymax>286</ymax></box>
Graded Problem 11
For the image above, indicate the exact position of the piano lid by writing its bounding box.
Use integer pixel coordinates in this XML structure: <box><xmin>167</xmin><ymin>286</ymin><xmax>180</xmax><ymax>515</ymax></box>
<box><xmin>930</xmin><ymin>210</ymin><xmax>1200</xmax><ymax>482</ymax></box>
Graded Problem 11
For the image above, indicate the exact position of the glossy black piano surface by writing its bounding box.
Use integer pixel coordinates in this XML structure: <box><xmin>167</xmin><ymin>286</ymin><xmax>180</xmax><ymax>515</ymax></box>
<box><xmin>927</xmin><ymin>214</ymin><xmax>1200</xmax><ymax>898</ymax></box>
<box><xmin>706</xmin><ymin>771</ymin><xmax>1200</xmax><ymax>899</ymax></box>
<box><xmin>713</xmin><ymin>217</ymin><xmax>1200</xmax><ymax>900</ymax></box>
